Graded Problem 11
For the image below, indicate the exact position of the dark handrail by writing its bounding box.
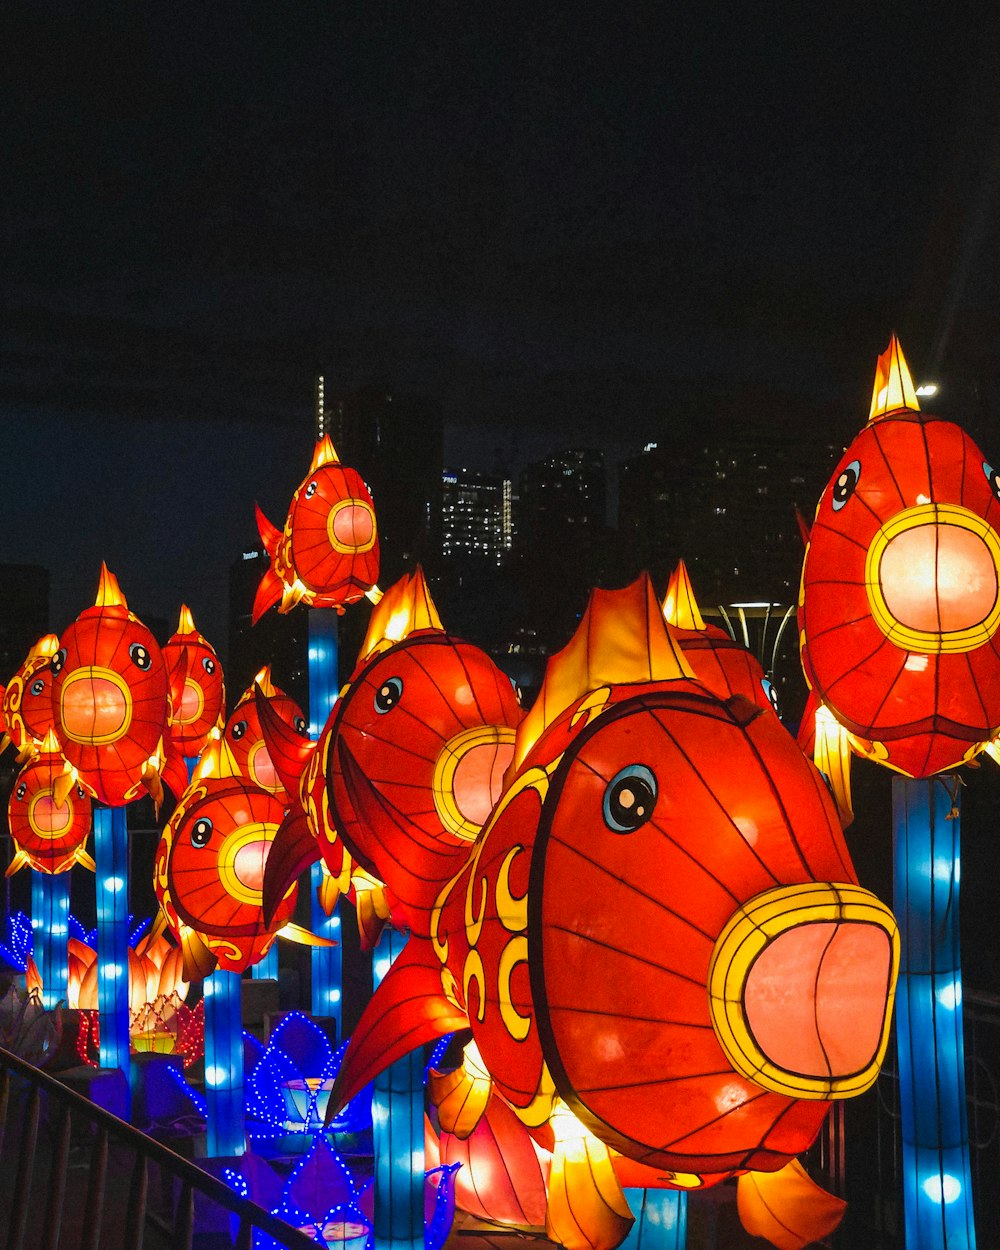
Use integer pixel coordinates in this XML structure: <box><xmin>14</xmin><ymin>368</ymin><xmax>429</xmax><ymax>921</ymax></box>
<box><xmin>0</xmin><ymin>1043</ymin><xmax>318</xmax><ymax>1250</ymax></box>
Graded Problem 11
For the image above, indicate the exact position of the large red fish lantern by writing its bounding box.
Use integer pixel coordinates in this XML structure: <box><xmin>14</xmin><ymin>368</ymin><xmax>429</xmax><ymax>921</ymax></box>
<box><xmin>1</xmin><ymin>634</ymin><xmax>60</xmax><ymax>762</ymax></box>
<box><xmin>163</xmin><ymin>605</ymin><xmax>225</xmax><ymax>759</ymax></box>
<box><xmin>799</xmin><ymin>337</ymin><xmax>1000</xmax><ymax>779</ymax></box>
<box><xmin>153</xmin><ymin>776</ymin><xmax>304</xmax><ymax>980</ymax></box>
<box><xmin>262</xmin><ymin>568</ymin><xmax>523</xmax><ymax>935</ymax></box>
<box><xmin>51</xmin><ymin>565</ymin><xmax>178</xmax><ymax>807</ymax></box>
<box><xmin>330</xmin><ymin>576</ymin><xmax>899</xmax><ymax>1187</ymax></box>
<box><xmin>6</xmin><ymin>729</ymin><xmax>94</xmax><ymax>876</ymax></box>
<box><xmin>253</xmin><ymin>434</ymin><xmax>379</xmax><ymax>621</ymax></box>
<box><xmin>217</xmin><ymin>667</ymin><xmax>307</xmax><ymax>805</ymax></box>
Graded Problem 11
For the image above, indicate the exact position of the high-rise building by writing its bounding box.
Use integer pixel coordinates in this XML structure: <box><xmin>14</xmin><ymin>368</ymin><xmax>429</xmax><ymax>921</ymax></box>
<box><xmin>517</xmin><ymin>448</ymin><xmax>606</xmax><ymax>541</ymax></box>
<box><xmin>441</xmin><ymin>468</ymin><xmax>512</xmax><ymax>566</ymax></box>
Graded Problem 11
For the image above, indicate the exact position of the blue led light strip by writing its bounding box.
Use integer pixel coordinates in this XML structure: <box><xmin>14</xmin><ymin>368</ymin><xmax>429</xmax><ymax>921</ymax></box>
<box><xmin>308</xmin><ymin>608</ymin><xmax>342</xmax><ymax>1036</ymax></box>
<box><xmin>93</xmin><ymin>805</ymin><xmax>131</xmax><ymax>1085</ymax></box>
<box><xmin>31</xmin><ymin>871</ymin><xmax>70</xmax><ymax>1010</ymax></box>
<box><xmin>893</xmin><ymin>776</ymin><xmax>976</xmax><ymax>1249</ymax></box>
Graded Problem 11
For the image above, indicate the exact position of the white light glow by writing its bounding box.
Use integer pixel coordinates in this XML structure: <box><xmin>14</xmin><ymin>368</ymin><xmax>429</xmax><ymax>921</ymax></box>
<box><xmin>936</xmin><ymin>979</ymin><xmax>962</xmax><ymax>1010</ymax></box>
<box><xmin>205</xmin><ymin>1065</ymin><xmax>228</xmax><ymax>1087</ymax></box>
<box><xmin>922</xmin><ymin>1173</ymin><xmax>961</xmax><ymax>1204</ymax></box>
<box><xmin>916</xmin><ymin>383</ymin><xmax>939</xmax><ymax>398</ymax></box>
<box><xmin>104</xmin><ymin>876</ymin><xmax>125</xmax><ymax>893</ymax></box>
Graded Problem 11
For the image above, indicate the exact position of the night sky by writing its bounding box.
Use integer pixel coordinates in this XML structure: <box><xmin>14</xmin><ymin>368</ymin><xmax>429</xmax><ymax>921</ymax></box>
<box><xmin>2</xmin><ymin>3</ymin><xmax>999</xmax><ymax>648</ymax></box>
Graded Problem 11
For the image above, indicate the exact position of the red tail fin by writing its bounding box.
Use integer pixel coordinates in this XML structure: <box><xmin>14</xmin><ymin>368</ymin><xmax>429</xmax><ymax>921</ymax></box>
<box><xmin>255</xmin><ymin>684</ymin><xmax>313</xmax><ymax>795</ymax></box>
<box><xmin>262</xmin><ymin>805</ymin><xmax>320</xmax><ymax>927</ymax></box>
<box><xmin>255</xmin><ymin>503</ymin><xmax>282</xmax><ymax>558</ymax></box>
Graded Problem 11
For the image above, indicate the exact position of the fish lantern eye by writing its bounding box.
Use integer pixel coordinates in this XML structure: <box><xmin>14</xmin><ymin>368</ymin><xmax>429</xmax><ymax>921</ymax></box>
<box><xmin>15</xmin><ymin>783</ymin><xmax>26</xmax><ymax>801</ymax></box>
<box><xmin>305</xmin><ymin>480</ymin><xmax>318</xmax><ymax>499</ymax></box>
<box><xmin>51</xmin><ymin>649</ymin><xmax>66</xmax><ymax>675</ymax></box>
<box><xmin>761</xmin><ymin>677</ymin><xmax>780</xmax><ymax>716</ymax></box>
<box><xmin>602</xmin><ymin>764</ymin><xmax>658</xmax><ymax>834</ymax></box>
<box><xmin>831</xmin><ymin>459</ymin><xmax>861</xmax><ymax>511</ymax></box>
<box><xmin>29</xmin><ymin>678</ymin><xmax>45</xmax><ymax>696</ymax></box>
<box><xmin>231</xmin><ymin>719</ymin><xmax>248</xmax><ymax>741</ymax></box>
<box><xmin>190</xmin><ymin>817</ymin><xmax>213</xmax><ymax>848</ymax></box>
<box><xmin>374</xmin><ymin>676</ymin><xmax>403</xmax><ymax>715</ymax></box>
<box><xmin>129</xmin><ymin>642</ymin><xmax>152</xmax><ymax>671</ymax></box>
<box><xmin>202</xmin><ymin>656</ymin><xmax>216</xmax><ymax>675</ymax></box>
<box><xmin>76</xmin><ymin>785</ymin><xmax>85</xmax><ymax>799</ymax></box>
<box><xmin>294</xmin><ymin>715</ymin><xmax>307</xmax><ymax>734</ymax></box>
<box><xmin>984</xmin><ymin>461</ymin><xmax>1000</xmax><ymax>503</ymax></box>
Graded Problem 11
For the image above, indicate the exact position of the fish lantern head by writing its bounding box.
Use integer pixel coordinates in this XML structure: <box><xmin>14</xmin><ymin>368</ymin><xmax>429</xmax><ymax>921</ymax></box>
<box><xmin>327</xmin><ymin>569</ymin><xmax>523</xmax><ymax>877</ymax></box>
<box><xmin>6</xmin><ymin>730</ymin><xmax>93</xmax><ymax>875</ymax></box>
<box><xmin>447</xmin><ymin>578</ymin><xmax>898</xmax><ymax>1179</ymax></box>
<box><xmin>51</xmin><ymin>565</ymin><xmax>169</xmax><ymax>806</ymax></box>
<box><xmin>153</xmin><ymin>777</ymin><xmax>296</xmax><ymax>978</ymax></box>
<box><xmin>163</xmin><ymin>605</ymin><xmax>225</xmax><ymax>757</ymax></box>
<box><xmin>800</xmin><ymin>338</ymin><xmax>1000</xmax><ymax>776</ymax></box>
<box><xmin>253</xmin><ymin>435</ymin><xmax>380</xmax><ymax>620</ymax></box>
<box><xmin>662</xmin><ymin>561</ymin><xmax>779</xmax><ymax>717</ymax></box>
<box><xmin>221</xmin><ymin>667</ymin><xmax>307</xmax><ymax>803</ymax></box>
<box><xmin>2</xmin><ymin>633</ymin><xmax>60</xmax><ymax>759</ymax></box>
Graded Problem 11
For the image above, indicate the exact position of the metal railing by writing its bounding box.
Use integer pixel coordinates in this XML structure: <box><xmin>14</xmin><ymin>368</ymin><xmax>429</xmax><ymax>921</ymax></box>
<box><xmin>0</xmin><ymin>1044</ymin><xmax>318</xmax><ymax>1250</ymax></box>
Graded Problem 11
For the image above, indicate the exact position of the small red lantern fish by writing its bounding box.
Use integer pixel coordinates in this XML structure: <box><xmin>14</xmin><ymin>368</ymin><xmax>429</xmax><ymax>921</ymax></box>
<box><xmin>218</xmin><ymin>666</ymin><xmax>307</xmax><ymax>805</ymax></box>
<box><xmin>7</xmin><ymin>729</ymin><xmax>95</xmax><ymax>876</ymax></box>
<box><xmin>51</xmin><ymin>565</ymin><xmax>177</xmax><ymax>808</ymax></box>
<box><xmin>163</xmin><ymin>605</ymin><xmax>225</xmax><ymax>759</ymax></box>
<box><xmin>1</xmin><ymin>634</ymin><xmax>60</xmax><ymax>762</ymax></box>
<box><xmin>799</xmin><ymin>337</ymin><xmax>1000</xmax><ymax>778</ymax></box>
<box><xmin>330</xmin><ymin>576</ymin><xmax>899</xmax><ymax>1185</ymax></box>
<box><xmin>153</xmin><ymin>777</ymin><xmax>304</xmax><ymax>979</ymax></box>
<box><xmin>252</xmin><ymin>434</ymin><xmax>379</xmax><ymax>622</ymax></box>
<box><xmin>662</xmin><ymin>560</ymin><xmax>778</xmax><ymax>715</ymax></box>
<box><xmin>262</xmin><ymin>568</ymin><xmax>523</xmax><ymax>934</ymax></box>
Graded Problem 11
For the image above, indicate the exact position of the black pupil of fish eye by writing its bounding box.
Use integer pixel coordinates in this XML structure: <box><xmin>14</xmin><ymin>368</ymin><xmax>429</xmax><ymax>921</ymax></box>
<box><xmin>203</xmin><ymin>657</ymin><xmax>215</xmax><ymax>674</ymax></box>
<box><xmin>306</xmin><ymin>481</ymin><xmax>317</xmax><ymax>498</ymax></box>
<box><xmin>77</xmin><ymin>786</ymin><xmax>85</xmax><ymax>798</ymax></box>
<box><xmin>30</xmin><ymin>679</ymin><xmax>44</xmax><ymax>695</ymax></box>
<box><xmin>603</xmin><ymin>766</ymin><xmax>657</xmax><ymax>834</ymax></box>
<box><xmin>294</xmin><ymin>716</ymin><xmax>306</xmax><ymax>733</ymax></box>
<box><xmin>53</xmin><ymin>651</ymin><xmax>65</xmax><ymax>673</ymax></box>
<box><xmin>833</xmin><ymin>464</ymin><xmax>858</xmax><ymax>504</ymax></box>
<box><xmin>16</xmin><ymin>785</ymin><xmax>25</xmax><ymax>799</ymax></box>
<box><xmin>232</xmin><ymin>720</ymin><xmax>247</xmax><ymax>740</ymax></box>
<box><xmin>130</xmin><ymin>643</ymin><xmax>151</xmax><ymax>670</ymax></box>
<box><xmin>191</xmin><ymin>818</ymin><xmax>212</xmax><ymax>847</ymax></box>
<box><xmin>374</xmin><ymin>677</ymin><xmax>403</xmax><ymax>714</ymax></box>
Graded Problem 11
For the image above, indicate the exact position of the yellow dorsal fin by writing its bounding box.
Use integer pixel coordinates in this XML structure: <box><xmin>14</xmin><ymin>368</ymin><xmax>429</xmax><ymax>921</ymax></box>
<box><xmin>40</xmin><ymin>727</ymin><xmax>61</xmax><ymax>755</ymax></box>
<box><xmin>177</xmin><ymin>604</ymin><xmax>196</xmax><ymax>634</ymax></box>
<box><xmin>95</xmin><ymin>562</ymin><xmax>127</xmax><ymax>609</ymax></box>
<box><xmin>28</xmin><ymin>633</ymin><xmax>60</xmax><ymax>663</ymax></box>
<box><xmin>662</xmin><ymin>560</ymin><xmax>706</xmax><ymax>631</ymax></box>
<box><xmin>514</xmin><ymin>574</ymin><xmax>695</xmax><ymax>770</ymax></box>
<box><xmin>358</xmin><ymin>567</ymin><xmax>444</xmax><ymax>661</ymax></box>
<box><xmin>275</xmin><ymin>921</ymin><xmax>337</xmax><ymax>948</ymax></box>
<box><xmin>310</xmin><ymin>434</ymin><xmax>340</xmax><ymax>470</ymax></box>
<box><xmin>5</xmin><ymin>849</ymin><xmax>31</xmax><ymax>878</ymax></box>
<box><xmin>252</xmin><ymin>665</ymin><xmax>277</xmax><ymax>699</ymax></box>
<box><xmin>869</xmin><ymin>335</ymin><xmax>920</xmax><ymax>422</ymax></box>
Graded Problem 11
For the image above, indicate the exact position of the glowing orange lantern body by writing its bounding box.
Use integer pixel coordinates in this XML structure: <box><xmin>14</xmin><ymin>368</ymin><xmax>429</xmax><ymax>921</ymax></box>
<box><xmin>6</xmin><ymin>732</ymin><xmax>94</xmax><ymax>876</ymax></box>
<box><xmin>332</xmin><ymin>577</ymin><xmax>899</xmax><ymax>1185</ymax></box>
<box><xmin>1</xmin><ymin>634</ymin><xmax>60</xmax><ymax>760</ymax></box>
<box><xmin>153</xmin><ymin>777</ymin><xmax>297</xmax><ymax>978</ymax></box>
<box><xmin>253</xmin><ymin>434</ymin><xmax>379</xmax><ymax>621</ymax></box>
<box><xmin>800</xmin><ymin>339</ymin><xmax>1000</xmax><ymax>777</ymax></box>
<box><xmin>163</xmin><ymin>605</ymin><xmax>225</xmax><ymax>758</ymax></box>
<box><xmin>51</xmin><ymin>566</ymin><xmax>171</xmax><ymax>806</ymax></box>
<box><xmin>220</xmin><ymin>668</ymin><xmax>307</xmax><ymax>805</ymax></box>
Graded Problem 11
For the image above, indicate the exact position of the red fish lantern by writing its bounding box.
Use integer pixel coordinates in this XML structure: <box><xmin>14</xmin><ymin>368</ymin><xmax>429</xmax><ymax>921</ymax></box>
<box><xmin>218</xmin><ymin>667</ymin><xmax>307</xmax><ymax>805</ymax></box>
<box><xmin>153</xmin><ymin>777</ymin><xmax>301</xmax><ymax>979</ymax></box>
<box><xmin>163</xmin><ymin>605</ymin><xmax>225</xmax><ymax>759</ymax></box>
<box><xmin>331</xmin><ymin>576</ymin><xmax>899</xmax><ymax>1187</ymax></box>
<box><xmin>662</xmin><ymin>560</ymin><xmax>777</xmax><ymax>714</ymax></box>
<box><xmin>1</xmin><ymin>634</ymin><xmax>60</xmax><ymax>762</ymax></box>
<box><xmin>799</xmin><ymin>337</ymin><xmax>1000</xmax><ymax>778</ymax></box>
<box><xmin>6</xmin><ymin>728</ymin><xmax>94</xmax><ymax>876</ymax></box>
<box><xmin>253</xmin><ymin>434</ymin><xmax>379</xmax><ymax>621</ymax></box>
<box><xmin>51</xmin><ymin>565</ymin><xmax>176</xmax><ymax>807</ymax></box>
<box><xmin>262</xmin><ymin>569</ymin><xmax>523</xmax><ymax>934</ymax></box>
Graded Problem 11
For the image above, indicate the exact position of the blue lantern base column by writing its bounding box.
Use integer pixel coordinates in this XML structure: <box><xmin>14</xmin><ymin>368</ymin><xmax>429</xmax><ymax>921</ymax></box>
<box><xmin>372</xmin><ymin>928</ymin><xmax>423</xmax><ymax>1250</ymax></box>
<box><xmin>893</xmin><ymin>775</ymin><xmax>976</xmax><ymax>1249</ymax></box>
<box><xmin>94</xmin><ymin>805</ymin><xmax>131</xmax><ymax>1092</ymax></box>
<box><xmin>204</xmin><ymin>969</ymin><xmax>246</xmax><ymax>1157</ymax></box>
<box><xmin>31</xmin><ymin>871</ymin><xmax>70</xmax><ymax>1009</ymax></box>
<box><xmin>622</xmin><ymin>1190</ymin><xmax>687</xmax><ymax>1250</ymax></box>
<box><xmin>252</xmin><ymin>945</ymin><xmax>279</xmax><ymax>980</ymax></box>
<box><xmin>309</xmin><ymin>608</ymin><xmax>343</xmax><ymax>1027</ymax></box>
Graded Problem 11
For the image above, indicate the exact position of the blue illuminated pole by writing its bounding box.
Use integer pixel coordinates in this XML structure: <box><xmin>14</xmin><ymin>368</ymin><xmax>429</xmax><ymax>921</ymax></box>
<box><xmin>893</xmin><ymin>776</ymin><xmax>976</xmax><ymax>1249</ymax></box>
<box><xmin>31</xmin><ymin>871</ymin><xmax>70</xmax><ymax>1009</ymax></box>
<box><xmin>372</xmin><ymin>927</ymin><xmax>424</xmax><ymax>1250</ymax></box>
<box><xmin>93</xmin><ymin>804</ymin><xmax>131</xmax><ymax>1083</ymax></box>
<box><xmin>621</xmin><ymin>1189</ymin><xmax>687</xmax><ymax>1250</ymax></box>
<box><xmin>309</xmin><ymin>608</ymin><xmax>343</xmax><ymax>1033</ymax></box>
<box><xmin>204</xmin><ymin>969</ymin><xmax>246</xmax><ymax>1157</ymax></box>
<box><xmin>252</xmin><ymin>944</ymin><xmax>279</xmax><ymax>980</ymax></box>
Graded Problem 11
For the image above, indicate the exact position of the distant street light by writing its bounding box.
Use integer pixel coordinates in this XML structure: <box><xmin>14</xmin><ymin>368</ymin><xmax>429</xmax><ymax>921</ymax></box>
<box><xmin>915</xmin><ymin>382</ymin><xmax>939</xmax><ymax>398</ymax></box>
